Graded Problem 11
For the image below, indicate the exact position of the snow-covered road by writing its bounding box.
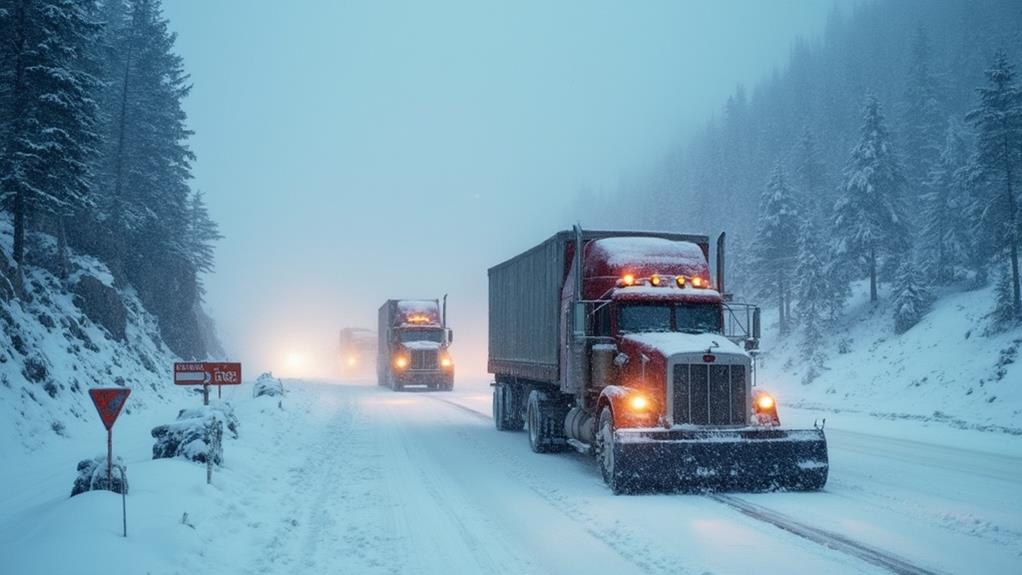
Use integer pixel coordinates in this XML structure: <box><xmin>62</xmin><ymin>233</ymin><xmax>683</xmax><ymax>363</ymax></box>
<box><xmin>2</xmin><ymin>379</ymin><xmax>1019</xmax><ymax>574</ymax></box>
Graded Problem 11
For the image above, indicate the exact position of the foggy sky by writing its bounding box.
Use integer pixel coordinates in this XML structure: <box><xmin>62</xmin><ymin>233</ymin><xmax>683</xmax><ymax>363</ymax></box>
<box><xmin>163</xmin><ymin>0</ymin><xmax>834</xmax><ymax>378</ymax></box>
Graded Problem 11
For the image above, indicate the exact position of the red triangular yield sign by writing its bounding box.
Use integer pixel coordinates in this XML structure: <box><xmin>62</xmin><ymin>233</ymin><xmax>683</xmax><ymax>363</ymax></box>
<box><xmin>88</xmin><ymin>388</ymin><xmax>132</xmax><ymax>430</ymax></box>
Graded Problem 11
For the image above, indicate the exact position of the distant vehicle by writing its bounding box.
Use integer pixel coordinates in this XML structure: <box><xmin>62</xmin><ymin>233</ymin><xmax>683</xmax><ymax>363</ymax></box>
<box><xmin>339</xmin><ymin>327</ymin><xmax>377</xmax><ymax>376</ymax></box>
<box><xmin>377</xmin><ymin>298</ymin><xmax>454</xmax><ymax>391</ymax></box>
<box><xmin>488</xmin><ymin>227</ymin><xmax>828</xmax><ymax>493</ymax></box>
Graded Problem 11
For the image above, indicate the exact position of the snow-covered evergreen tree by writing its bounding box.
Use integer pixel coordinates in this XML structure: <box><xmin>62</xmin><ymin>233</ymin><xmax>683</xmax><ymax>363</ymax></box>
<box><xmin>795</xmin><ymin>217</ymin><xmax>828</xmax><ymax>375</ymax></box>
<box><xmin>921</xmin><ymin>119</ymin><xmax>971</xmax><ymax>282</ymax></box>
<box><xmin>901</xmin><ymin>25</ymin><xmax>944</xmax><ymax>197</ymax></box>
<box><xmin>965</xmin><ymin>50</ymin><xmax>1022</xmax><ymax>319</ymax></box>
<box><xmin>833</xmin><ymin>96</ymin><xmax>910</xmax><ymax>303</ymax></box>
<box><xmin>754</xmin><ymin>163</ymin><xmax>801</xmax><ymax>335</ymax></box>
<box><xmin>793</xmin><ymin>129</ymin><xmax>828</xmax><ymax>223</ymax></box>
<box><xmin>892</xmin><ymin>256</ymin><xmax>930</xmax><ymax>334</ymax></box>
<box><xmin>991</xmin><ymin>264</ymin><xmax>1018</xmax><ymax>330</ymax></box>
<box><xmin>185</xmin><ymin>190</ymin><xmax>222</xmax><ymax>293</ymax></box>
<box><xmin>0</xmin><ymin>0</ymin><xmax>102</xmax><ymax>285</ymax></box>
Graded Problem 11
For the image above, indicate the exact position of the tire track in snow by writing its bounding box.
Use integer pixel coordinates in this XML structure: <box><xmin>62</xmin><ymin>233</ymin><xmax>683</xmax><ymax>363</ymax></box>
<box><xmin>429</xmin><ymin>394</ymin><xmax>946</xmax><ymax>575</ymax></box>
<box><xmin>426</xmin><ymin>395</ymin><xmax>691</xmax><ymax>575</ymax></box>
<box><xmin>709</xmin><ymin>494</ymin><xmax>945</xmax><ymax>575</ymax></box>
<box><xmin>248</xmin><ymin>390</ymin><xmax>403</xmax><ymax>574</ymax></box>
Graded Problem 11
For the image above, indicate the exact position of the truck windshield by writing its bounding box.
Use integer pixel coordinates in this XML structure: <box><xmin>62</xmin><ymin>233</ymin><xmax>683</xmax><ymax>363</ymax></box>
<box><xmin>618</xmin><ymin>305</ymin><xmax>672</xmax><ymax>333</ymax></box>
<box><xmin>398</xmin><ymin>329</ymin><xmax>443</xmax><ymax>343</ymax></box>
<box><xmin>675</xmin><ymin>303</ymin><xmax>722</xmax><ymax>333</ymax></box>
<box><xmin>618</xmin><ymin>303</ymin><xmax>721</xmax><ymax>334</ymax></box>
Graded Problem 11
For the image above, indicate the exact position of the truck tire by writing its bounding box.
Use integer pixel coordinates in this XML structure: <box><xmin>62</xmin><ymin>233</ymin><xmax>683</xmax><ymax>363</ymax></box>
<box><xmin>493</xmin><ymin>382</ymin><xmax>524</xmax><ymax>431</ymax></box>
<box><xmin>595</xmin><ymin>407</ymin><xmax>626</xmax><ymax>494</ymax></box>
<box><xmin>526</xmin><ymin>390</ymin><xmax>568</xmax><ymax>453</ymax></box>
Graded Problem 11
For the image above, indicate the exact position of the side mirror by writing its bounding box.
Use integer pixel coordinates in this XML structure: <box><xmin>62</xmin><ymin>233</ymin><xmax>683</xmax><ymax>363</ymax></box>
<box><xmin>447</xmin><ymin>328</ymin><xmax>454</xmax><ymax>344</ymax></box>
<box><xmin>752</xmin><ymin>307</ymin><xmax>761</xmax><ymax>340</ymax></box>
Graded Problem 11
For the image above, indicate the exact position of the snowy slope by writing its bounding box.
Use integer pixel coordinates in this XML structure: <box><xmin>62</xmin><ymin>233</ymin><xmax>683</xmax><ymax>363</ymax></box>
<box><xmin>757</xmin><ymin>279</ymin><xmax>1022</xmax><ymax>433</ymax></box>
<box><xmin>0</xmin><ymin>217</ymin><xmax>181</xmax><ymax>458</ymax></box>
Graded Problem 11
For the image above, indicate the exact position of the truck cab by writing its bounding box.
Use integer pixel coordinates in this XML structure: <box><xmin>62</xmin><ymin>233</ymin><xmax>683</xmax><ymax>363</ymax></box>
<box><xmin>377</xmin><ymin>299</ymin><xmax>455</xmax><ymax>391</ymax></box>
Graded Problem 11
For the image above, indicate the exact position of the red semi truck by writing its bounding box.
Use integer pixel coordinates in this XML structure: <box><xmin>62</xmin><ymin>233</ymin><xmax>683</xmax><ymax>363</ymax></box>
<box><xmin>488</xmin><ymin>228</ymin><xmax>828</xmax><ymax>493</ymax></box>
<box><xmin>377</xmin><ymin>298</ymin><xmax>455</xmax><ymax>391</ymax></box>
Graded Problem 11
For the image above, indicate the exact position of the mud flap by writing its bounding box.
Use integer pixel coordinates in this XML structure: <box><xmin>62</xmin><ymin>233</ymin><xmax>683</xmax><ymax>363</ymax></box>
<box><xmin>612</xmin><ymin>428</ymin><xmax>828</xmax><ymax>492</ymax></box>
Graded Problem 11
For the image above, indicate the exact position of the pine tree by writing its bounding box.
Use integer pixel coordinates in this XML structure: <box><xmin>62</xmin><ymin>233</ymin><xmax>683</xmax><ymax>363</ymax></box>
<box><xmin>921</xmin><ymin>119</ymin><xmax>971</xmax><ymax>282</ymax></box>
<box><xmin>991</xmin><ymin>264</ymin><xmax>1018</xmax><ymax>330</ymax></box>
<box><xmin>892</xmin><ymin>256</ymin><xmax>930</xmax><ymax>334</ymax></box>
<box><xmin>0</xmin><ymin>0</ymin><xmax>102</xmax><ymax>290</ymax></box>
<box><xmin>901</xmin><ymin>25</ymin><xmax>944</xmax><ymax>197</ymax></box>
<box><xmin>795</xmin><ymin>217</ymin><xmax>828</xmax><ymax>372</ymax></box>
<box><xmin>833</xmin><ymin>96</ymin><xmax>910</xmax><ymax>303</ymax></box>
<box><xmin>793</xmin><ymin>129</ymin><xmax>829</xmax><ymax>223</ymax></box>
<box><xmin>965</xmin><ymin>50</ymin><xmax>1022</xmax><ymax>319</ymax></box>
<box><xmin>754</xmin><ymin>163</ymin><xmax>801</xmax><ymax>335</ymax></box>
<box><xmin>185</xmin><ymin>190</ymin><xmax>222</xmax><ymax>291</ymax></box>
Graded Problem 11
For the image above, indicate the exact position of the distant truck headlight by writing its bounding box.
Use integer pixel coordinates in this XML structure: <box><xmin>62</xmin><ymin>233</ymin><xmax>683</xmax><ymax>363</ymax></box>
<box><xmin>441</xmin><ymin>356</ymin><xmax>453</xmax><ymax>368</ymax></box>
<box><xmin>394</xmin><ymin>356</ymin><xmax>409</xmax><ymax>369</ymax></box>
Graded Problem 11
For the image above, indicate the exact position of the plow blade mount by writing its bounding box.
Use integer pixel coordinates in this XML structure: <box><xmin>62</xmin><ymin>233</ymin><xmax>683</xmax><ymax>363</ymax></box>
<box><xmin>612</xmin><ymin>428</ymin><xmax>828</xmax><ymax>492</ymax></box>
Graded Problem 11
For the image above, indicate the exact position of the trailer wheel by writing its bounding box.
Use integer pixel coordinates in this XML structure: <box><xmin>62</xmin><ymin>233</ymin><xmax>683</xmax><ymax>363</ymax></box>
<box><xmin>595</xmin><ymin>407</ymin><xmax>626</xmax><ymax>494</ymax></box>
<box><xmin>526</xmin><ymin>390</ymin><xmax>567</xmax><ymax>453</ymax></box>
<box><xmin>493</xmin><ymin>382</ymin><xmax>524</xmax><ymax>431</ymax></box>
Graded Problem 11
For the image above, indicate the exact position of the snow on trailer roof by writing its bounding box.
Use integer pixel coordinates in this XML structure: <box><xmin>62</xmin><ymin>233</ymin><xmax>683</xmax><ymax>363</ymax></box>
<box><xmin>488</xmin><ymin>229</ymin><xmax>709</xmax><ymax>273</ymax></box>
<box><xmin>589</xmin><ymin>237</ymin><xmax>707</xmax><ymax>269</ymax></box>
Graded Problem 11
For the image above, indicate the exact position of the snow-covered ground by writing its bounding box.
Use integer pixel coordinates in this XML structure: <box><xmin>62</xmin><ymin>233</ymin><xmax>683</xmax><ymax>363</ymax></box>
<box><xmin>759</xmin><ymin>280</ymin><xmax>1022</xmax><ymax>434</ymax></box>
<box><xmin>2</xmin><ymin>377</ymin><xmax>1018</xmax><ymax>575</ymax></box>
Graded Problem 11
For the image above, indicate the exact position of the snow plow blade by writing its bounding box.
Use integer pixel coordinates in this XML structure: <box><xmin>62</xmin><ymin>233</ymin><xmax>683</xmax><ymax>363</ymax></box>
<box><xmin>613</xmin><ymin>427</ymin><xmax>828</xmax><ymax>492</ymax></box>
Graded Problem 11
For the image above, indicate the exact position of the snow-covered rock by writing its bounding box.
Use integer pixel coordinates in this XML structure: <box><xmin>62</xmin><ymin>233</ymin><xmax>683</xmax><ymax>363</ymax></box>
<box><xmin>252</xmin><ymin>372</ymin><xmax>284</xmax><ymax>398</ymax></box>
<box><xmin>151</xmin><ymin>410</ymin><xmax>224</xmax><ymax>465</ymax></box>
<box><xmin>71</xmin><ymin>455</ymin><xmax>128</xmax><ymax>496</ymax></box>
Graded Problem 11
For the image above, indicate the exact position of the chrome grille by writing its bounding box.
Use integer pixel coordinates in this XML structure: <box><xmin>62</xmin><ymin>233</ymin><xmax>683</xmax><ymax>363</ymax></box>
<box><xmin>411</xmin><ymin>349</ymin><xmax>438</xmax><ymax>370</ymax></box>
<box><xmin>672</xmin><ymin>363</ymin><xmax>747</xmax><ymax>425</ymax></box>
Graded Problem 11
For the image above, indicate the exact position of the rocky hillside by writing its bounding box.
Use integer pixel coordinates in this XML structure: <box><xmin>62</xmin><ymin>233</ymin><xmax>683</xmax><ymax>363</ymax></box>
<box><xmin>0</xmin><ymin>217</ymin><xmax>180</xmax><ymax>453</ymax></box>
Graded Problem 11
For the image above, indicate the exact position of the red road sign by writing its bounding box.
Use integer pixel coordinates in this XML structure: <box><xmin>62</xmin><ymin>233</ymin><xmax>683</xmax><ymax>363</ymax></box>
<box><xmin>174</xmin><ymin>362</ymin><xmax>242</xmax><ymax>386</ymax></box>
<box><xmin>88</xmin><ymin>388</ymin><xmax>131</xmax><ymax>430</ymax></box>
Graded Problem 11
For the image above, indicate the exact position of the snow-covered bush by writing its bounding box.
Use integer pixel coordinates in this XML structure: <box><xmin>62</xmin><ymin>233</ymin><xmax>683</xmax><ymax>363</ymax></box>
<box><xmin>71</xmin><ymin>455</ymin><xmax>128</xmax><ymax>496</ymax></box>
<box><xmin>253</xmin><ymin>372</ymin><xmax>283</xmax><ymax>398</ymax></box>
<box><xmin>178</xmin><ymin>400</ymin><xmax>239</xmax><ymax>439</ymax></box>
<box><xmin>151</xmin><ymin>410</ymin><xmax>224</xmax><ymax>465</ymax></box>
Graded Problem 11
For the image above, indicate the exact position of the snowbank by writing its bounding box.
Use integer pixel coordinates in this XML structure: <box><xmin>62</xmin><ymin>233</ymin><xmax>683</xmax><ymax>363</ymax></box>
<box><xmin>758</xmin><ymin>280</ymin><xmax>1022</xmax><ymax>433</ymax></box>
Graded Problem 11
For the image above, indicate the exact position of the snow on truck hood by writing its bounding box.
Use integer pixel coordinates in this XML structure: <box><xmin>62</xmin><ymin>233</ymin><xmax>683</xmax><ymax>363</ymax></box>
<box><xmin>621</xmin><ymin>332</ymin><xmax>747</xmax><ymax>358</ymax></box>
<box><xmin>401</xmin><ymin>341</ymin><xmax>443</xmax><ymax>350</ymax></box>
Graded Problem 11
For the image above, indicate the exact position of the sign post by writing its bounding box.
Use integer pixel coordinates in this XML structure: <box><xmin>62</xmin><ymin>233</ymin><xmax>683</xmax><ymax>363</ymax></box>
<box><xmin>88</xmin><ymin>387</ymin><xmax>131</xmax><ymax>537</ymax></box>
<box><xmin>173</xmin><ymin>363</ymin><xmax>241</xmax><ymax>485</ymax></box>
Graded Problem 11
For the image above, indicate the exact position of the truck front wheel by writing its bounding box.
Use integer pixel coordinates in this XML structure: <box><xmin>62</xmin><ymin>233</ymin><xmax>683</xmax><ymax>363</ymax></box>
<box><xmin>595</xmin><ymin>407</ymin><xmax>625</xmax><ymax>494</ymax></box>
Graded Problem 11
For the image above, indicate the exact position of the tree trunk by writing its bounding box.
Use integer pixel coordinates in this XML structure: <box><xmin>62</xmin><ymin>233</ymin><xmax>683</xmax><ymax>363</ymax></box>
<box><xmin>57</xmin><ymin>216</ymin><xmax>69</xmax><ymax>282</ymax></box>
<box><xmin>869</xmin><ymin>245</ymin><xmax>878</xmax><ymax>303</ymax></box>
<box><xmin>8</xmin><ymin>0</ymin><xmax>29</xmax><ymax>297</ymax></box>
<box><xmin>1003</xmin><ymin>140</ymin><xmax>1020</xmax><ymax>318</ymax></box>
<box><xmin>778</xmin><ymin>275</ymin><xmax>786</xmax><ymax>335</ymax></box>
<box><xmin>108</xmin><ymin>44</ymin><xmax>133</xmax><ymax>285</ymax></box>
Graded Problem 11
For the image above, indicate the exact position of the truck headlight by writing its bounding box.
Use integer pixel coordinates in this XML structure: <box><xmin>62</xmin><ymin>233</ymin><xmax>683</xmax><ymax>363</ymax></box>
<box><xmin>394</xmin><ymin>356</ymin><xmax>408</xmax><ymax>369</ymax></box>
<box><xmin>441</xmin><ymin>357</ymin><xmax>453</xmax><ymax>368</ymax></box>
<box><xmin>628</xmin><ymin>394</ymin><xmax>651</xmax><ymax>411</ymax></box>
